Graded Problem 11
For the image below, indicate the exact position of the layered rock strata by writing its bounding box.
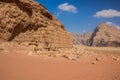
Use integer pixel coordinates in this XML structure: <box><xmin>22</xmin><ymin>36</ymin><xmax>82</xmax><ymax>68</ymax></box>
<box><xmin>0</xmin><ymin>0</ymin><xmax>73</xmax><ymax>48</ymax></box>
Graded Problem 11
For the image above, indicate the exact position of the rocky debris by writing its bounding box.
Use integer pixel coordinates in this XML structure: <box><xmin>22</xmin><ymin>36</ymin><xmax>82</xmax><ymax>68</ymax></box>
<box><xmin>90</xmin><ymin>23</ymin><xmax>120</xmax><ymax>47</ymax></box>
<box><xmin>28</xmin><ymin>51</ymin><xmax>34</xmax><ymax>56</ymax></box>
<box><xmin>71</xmin><ymin>32</ymin><xmax>92</xmax><ymax>45</ymax></box>
<box><xmin>91</xmin><ymin>57</ymin><xmax>101</xmax><ymax>65</ymax></box>
<box><xmin>0</xmin><ymin>42</ymin><xmax>95</xmax><ymax>60</ymax></box>
<box><xmin>0</xmin><ymin>42</ymin><xmax>120</xmax><ymax>62</ymax></box>
<box><xmin>0</xmin><ymin>0</ymin><xmax>73</xmax><ymax>49</ymax></box>
<box><xmin>62</xmin><ymin>54</ymin><xmax>78</xmax><ymax>60</ymax></box>
<box><xmin>57</xmin><ymin>45</ymin><xmax>94</xmax><ymax>60</ymax></box>
<box><xmin>112</xmin><ymin>56</ymin><xmax>119</xmax><ymax>61</ymax></box>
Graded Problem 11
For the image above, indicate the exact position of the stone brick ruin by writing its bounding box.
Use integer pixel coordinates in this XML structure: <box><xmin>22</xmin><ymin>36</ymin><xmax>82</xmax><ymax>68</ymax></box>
<box><xmin>0</xmin><ymin>0</ymin><xmax>73</xmax><ymax>49</ymax></box>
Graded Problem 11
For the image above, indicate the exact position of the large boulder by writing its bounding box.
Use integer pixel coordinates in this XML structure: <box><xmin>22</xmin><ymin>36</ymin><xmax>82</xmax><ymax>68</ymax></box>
<box><xmin>0</xmin><ymin>0</ymin><xmax>73</xmax><ymax>48</ymax></box>
<box><xmin>90</xmin><ymin>23</ymin><xmax>120</xmax><ymax>47</ymax></box>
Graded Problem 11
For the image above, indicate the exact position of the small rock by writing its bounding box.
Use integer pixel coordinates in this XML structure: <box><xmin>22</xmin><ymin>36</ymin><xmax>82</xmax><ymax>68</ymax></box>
<box><xmin>92</xmin><ymin>61</ymin><xmax>96</xmax><ymax>64</ymax></box>
<box><xmin>4</xmin><ymin>50</ymin><xmax>9</xmax><ymax>53</ymax></box>
<box><xmin>112</xmin><ymin>57</ymin><xmax>119</xmax><ymax>61</ymax></box>
<box><xmin>35</xmin><ymin>51</ymin><xmax>41</xmax><ymax>55</ymax></box>
<box><xmin>0</xmin><ymin>48</ymin><xmax>4</xmax><ymax>51</ymax></box>
<box><xmin>28</xmin><ymin>51</ymin><xmax>33</xmax><ymax>56</ymax></box>
<box><xmin>62</xmin><ymin>54</ymin><xmax>77</xmax><ymax>60</ymax></box>
<box><xmin>95</xmin><ymin>58</ymin><xmax>100</xmax><ymax>61</ymax></box>
<box><xmin>62</xmin><ymin>55</ymin><xmax>69</xmax><ymax>59</ymax></box>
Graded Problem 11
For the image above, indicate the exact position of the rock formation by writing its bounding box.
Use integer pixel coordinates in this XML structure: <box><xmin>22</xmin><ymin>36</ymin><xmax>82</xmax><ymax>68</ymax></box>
<box><xmin>71</xmin><ymin>33</ymin><xmax>82</xmax><ymax>45</ymax></box>
<box><xmin>0</xmin><ymin>0</ymin><xmax>73</xmax><ymax>48</ymax></box>
<box><xmin>90</xmin><ymin>23</ymin><xmax>120</xmax><ymax>47</ymax></box>
<box><xmin>71</xmin><ymin>32</ymin><xmax>92</xmax><ymax>45</ymax></box>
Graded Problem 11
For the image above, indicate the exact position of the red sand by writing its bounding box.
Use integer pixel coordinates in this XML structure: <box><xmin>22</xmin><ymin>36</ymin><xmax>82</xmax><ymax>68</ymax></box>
<box><xmin>0</xmin><ymin>54</ymin><xmax>120</xmax><ymax>80</ymax></box>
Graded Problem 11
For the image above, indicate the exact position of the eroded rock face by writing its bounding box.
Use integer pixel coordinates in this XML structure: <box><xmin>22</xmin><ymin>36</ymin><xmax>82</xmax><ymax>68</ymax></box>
<box><xmin>0</xmin><ymin>0</ymin><xmax>73</xmax><ymax>48</ymax></box>
<box><xmin>90</xmin><ymin>23</ymin><xmax>120</xmax><ymax>47</ymax></box>
<box><xmin>71</xmin><ymin>32</ymin><xmax>92</xmax><ymax>45</ymax></box>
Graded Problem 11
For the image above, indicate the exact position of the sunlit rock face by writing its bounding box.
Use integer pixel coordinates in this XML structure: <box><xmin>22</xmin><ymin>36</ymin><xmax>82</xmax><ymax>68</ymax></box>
<box><xmin>90</xmin><ymin>23</ymin><xmax>120</xmax><ymax>47</ymax></box>
<box><xmin>0</xmin><ymin>0</ymin><xmax>73</xmax><ymax>48</ymax></box>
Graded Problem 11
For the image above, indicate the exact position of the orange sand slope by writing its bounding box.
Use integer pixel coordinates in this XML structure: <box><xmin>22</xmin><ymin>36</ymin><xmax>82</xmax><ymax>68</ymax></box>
<box><xmin>0</xmin><ymin>53</ymin><xmax>120</xmax><ymax>80</ymax></box>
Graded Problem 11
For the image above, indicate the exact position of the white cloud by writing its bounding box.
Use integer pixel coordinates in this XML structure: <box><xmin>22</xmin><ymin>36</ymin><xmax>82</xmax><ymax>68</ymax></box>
<box><xmin>106</xmin><ymin>21</ymin><xmax>114</xmax><ymax>25</ymax></box>
<box><xmin>54</xmin><ymin>10</ymin><xmax>63</xmax><ymax>17</ymax></box>
<box><xmin>106</xmin><ymin>21</ymin><xmax>120</xmax><ymax>29</ymax></box>
<box><xmin>58</xmin><ymin>3</ymin><xmax>78</xmax><ymax>13</ymax></box>
<box><xmin>94</xmin><ymin>9</ymin><xmax>120</xmax><ymax>18</ymax></box>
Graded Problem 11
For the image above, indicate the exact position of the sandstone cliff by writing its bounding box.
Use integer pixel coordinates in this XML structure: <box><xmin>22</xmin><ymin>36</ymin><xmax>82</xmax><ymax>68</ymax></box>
<box><xmin>90</xmin><ymin>23</ymin><xmax>120</xmax><ymax>47</ymax></box>
<box><xmin>0</xmin><ymin>0</ymin><xmax>73</xmax><ymax>48</ymax></box>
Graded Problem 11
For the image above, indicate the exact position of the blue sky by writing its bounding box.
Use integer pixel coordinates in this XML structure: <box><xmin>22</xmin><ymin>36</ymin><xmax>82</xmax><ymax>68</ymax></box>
<box><xmin>36</xmin><ymin>0</ymin><xmax>120</xmax><ymax>33</ymax></box>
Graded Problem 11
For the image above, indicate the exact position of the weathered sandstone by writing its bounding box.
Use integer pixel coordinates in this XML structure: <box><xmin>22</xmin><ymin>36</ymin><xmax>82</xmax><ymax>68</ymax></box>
<box><xmin>90</xmin><ymin>23</ymin><xmax>120</xmax><ymax>47</ymax></box>
<box><xmin>0</xmin><ymin>0</ymin><xmax>73</xmax><ymax>48</ymax></box>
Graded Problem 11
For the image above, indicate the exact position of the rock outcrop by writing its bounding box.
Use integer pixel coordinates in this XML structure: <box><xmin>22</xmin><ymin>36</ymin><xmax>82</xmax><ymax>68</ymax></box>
<box><xmin>90</xmin><ymin>23</ymin><xmax>120</xmax><ymax>47</ymax></box>
<box><xmin>71</xmin><ymin>32</ymin><xmax>92</xmax><ymax>45</ymax></box>
<box><xmin>0</xmin><ymin>0</ymin><xmax>73</xmax><ymax>48</ymax></box>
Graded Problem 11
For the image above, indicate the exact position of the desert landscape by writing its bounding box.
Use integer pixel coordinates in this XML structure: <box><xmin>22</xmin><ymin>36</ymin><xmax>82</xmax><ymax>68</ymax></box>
<box><xmin>0</xmin><ymin>43</ymin><xmax>120</xmax><ymax>80</ymax></box>
<box><xmin>0</xmin><ymin>0</ymin><xmax>120</xmax><ymax>80</ymax></box>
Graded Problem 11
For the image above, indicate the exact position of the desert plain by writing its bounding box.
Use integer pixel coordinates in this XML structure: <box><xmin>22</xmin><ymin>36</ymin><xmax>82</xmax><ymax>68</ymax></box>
<box><xmin>0</xmin><ymin>42</ymin><xmax>120</xmax><ymax>80</ymax></box>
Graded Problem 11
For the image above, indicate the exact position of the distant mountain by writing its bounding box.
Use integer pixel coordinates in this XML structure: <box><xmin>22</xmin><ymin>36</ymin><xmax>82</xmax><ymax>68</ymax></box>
<box><xmin>71</xmin><ymin>32</ymin><xmax>92</xmax><ymax>45</ymax></box>
<box><xmin>90</xmin><ymin>23</ymin><xmax>120</xmax><ymax>47</ymax></box>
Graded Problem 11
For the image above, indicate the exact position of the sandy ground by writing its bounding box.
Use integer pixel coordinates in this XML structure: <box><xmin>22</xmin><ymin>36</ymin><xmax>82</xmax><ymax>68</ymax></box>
<box><xmin>0</xmin><ymin>52</ymin><xmax>120</xmax><ymax>80</ymax></box>
<box><xmin>0</xmin><ymin>43</ymin><xmax>120</xmax><ymax>80</ymax></box>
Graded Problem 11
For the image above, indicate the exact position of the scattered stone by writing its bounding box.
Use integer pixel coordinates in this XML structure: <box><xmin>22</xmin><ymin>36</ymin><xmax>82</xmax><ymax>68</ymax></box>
<box><xmin>28</xmin><ymin>51</ymin><xmax>34</xmax><ymax>56</ymax></box>
<box><xmin>62</xmin><ymin>55</ymin><xmax>69</xmax><ymax>59</ymax></box>
<box><xmin>34</xmin><ymin>47</ymin><xmax>42</xmax><ymax>52</ymax></box>
<box><xmin>20</xmin><ymin>42</ymin><xmax>29</xmax><ymax>47</ymax></box>
<box><xmin>95</xmin><ymin>58</ymin><xmax>100</xmax><ymax>61</ymax></box>
<box><xmin>35</xmin><ymin>51</ymin><xmax>41</xmax><ymax>55</ymax></box>
<box><xmin>112</xmin><ymin>57</ymin><xmax>119</xmax><ymax>61</ymax></box>
<box><xmin>56</xmin><ymin>45</ymin><xmax>95</xmax><ymax>60</ymax></box>
<box><xmin>49</xmin><ymin>54</ymin><xmax>56</xmax><ymax>57</ymax></box>
<box><xmin>92</xmin><ymin>61</ymin><xmax>96</xmax><ymax>65</ymax></box>
<box><xmin>62</xmin><ymin>54</ymin><xmax>77</xmax><ymax>60</ymax></box>
<box><xmin>4</xmin><ymin>50</ymin><xmax>9</xmax><ymax>53</ymax></box>
<box><xmin>0</xmin><ymin>48</ymin><xmax>4</xmax><ymax>51</ymax></box>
